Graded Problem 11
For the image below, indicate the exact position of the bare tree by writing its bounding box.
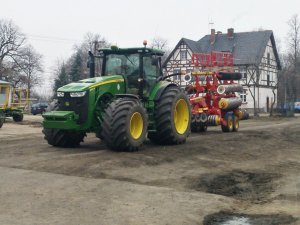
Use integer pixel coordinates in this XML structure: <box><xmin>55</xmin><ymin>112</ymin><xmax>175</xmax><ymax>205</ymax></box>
<box><xmin>150</xmin><ymin>36</ymin><xmax>171</xmax><ymax>63</ymax></box>
<box><xmin>243</xmin><ymin>64</ymin><xmax>261</xmax><ymax>116</ymax></box>
<box><xmin>82</xmin><ymin>32</ymin><xmax>110</xmax><ymax>53</ymax></box>
<box><xmin>0</xmin><ymin>19</ymin><xmax>26</xmax><ymax>81</ymax></box>
<box><xmin>73</xmin><ymin>32</ymin><xmax>110</xmax><ymax>77</ymax></box>
<box><xmin>269</xmin><ymin>37</ymin><xmax>282</xmax><ymax>116</ymax></box>
<box><xmin>15</xmin><ymin>45</ymin><xmax>43</xmax><ymax>97</ymax></box>
<box><xmin>150</xmin><ymin>37</ymin><xmax>168</xmax><ymax>50</ymax></box>
<box><xmin>287</xmin><ymin>15</ymin><xmax>300</xmax><ymax>71</ymax></box>
<box><xmin>286</xmin><ymin>14</ymin><xmax>300</xmax><ymax>104</ymax></box>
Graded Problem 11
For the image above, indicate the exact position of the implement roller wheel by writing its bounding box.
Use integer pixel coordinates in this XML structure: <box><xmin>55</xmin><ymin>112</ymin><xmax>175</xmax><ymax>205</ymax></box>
<box><xmin>232</xmin><ymin>115</ymin><xmax>239</xmax><ymax>132</ymax></box>
<box><xmin>221</xmin><ymin>114</ymin><xmax>233</xmax><ymax>132</ymax></box>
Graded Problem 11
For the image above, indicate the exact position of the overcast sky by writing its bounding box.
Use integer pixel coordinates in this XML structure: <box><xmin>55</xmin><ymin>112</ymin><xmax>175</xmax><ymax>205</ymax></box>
<box><xmin>1</xmin><ymin>0</ymin><xmax>300</xmax><ymax>94</ymax></box>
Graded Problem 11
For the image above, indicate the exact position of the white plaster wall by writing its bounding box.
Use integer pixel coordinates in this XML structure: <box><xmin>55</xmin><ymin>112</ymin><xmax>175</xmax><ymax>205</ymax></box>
<box><xmin>241</xmin><ymin>86</ymin><xmax>277</xmax><ymax>112</ymax></box>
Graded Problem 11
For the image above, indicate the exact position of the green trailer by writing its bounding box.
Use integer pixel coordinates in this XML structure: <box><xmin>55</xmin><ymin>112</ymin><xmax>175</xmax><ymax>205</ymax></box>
<box><xmin>43</xmin><ymin>44</ymin><xmax>191</xmax><ymax>151</ymax></box>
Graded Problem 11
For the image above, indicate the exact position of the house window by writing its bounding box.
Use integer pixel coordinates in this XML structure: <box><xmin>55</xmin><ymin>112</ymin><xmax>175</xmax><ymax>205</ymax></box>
<box><xmin>173</xmin><ymin>69</ymin><xmax>181</xmax><ymax>80</ymax></box>
<box><xmin>240</xmin><ymin>89</ymin><xmax>247</xmax><ymax>103</ymax></box>
<box><xmin>266</xmin><ymin>71</ymin><xmax>271</xmax><ymax>86</ymax></box>
<box><xmin>180</xmin><ymin>51</ymin><xmax>187</xmax><ymax>60</ymax></box>
<box><xmin>238</xmin><ymin>68</ymin><xmax>247</xmax><ymax>79</ymax></box>
<box><xmin>267</xmin><ymin>52</ymin><xmax>270</xmax><ymax>65</ymax></box>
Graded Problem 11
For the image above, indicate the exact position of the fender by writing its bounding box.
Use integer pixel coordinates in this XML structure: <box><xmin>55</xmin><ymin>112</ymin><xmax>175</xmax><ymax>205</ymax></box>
<box><xmin>115</xmin><ymin>94</ymin><xmax>140</xmax><ymax>100</ymax></box>
<box><xmin>153</xmin><ymin>83</ymin><xmax>177</xmax><ymax>101</ymax></box>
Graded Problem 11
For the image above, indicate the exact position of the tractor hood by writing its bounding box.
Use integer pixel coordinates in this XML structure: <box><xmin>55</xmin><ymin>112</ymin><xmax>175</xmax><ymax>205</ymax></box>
<box><xmin>58</xmin><ymin>75</ymin><xmax>124</xmax><ymax>92</ymax></box>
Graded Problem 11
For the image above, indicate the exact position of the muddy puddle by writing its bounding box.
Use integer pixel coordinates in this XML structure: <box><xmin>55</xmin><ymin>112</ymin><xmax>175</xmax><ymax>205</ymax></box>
<box><xmin>191</xmin><ymin>170</ymin><xmax>280</xmax><ymax>202</ymax></box>
<box><xmin>203</xmin><ymin>212</ymin><xmax>297</xmax><ymax>225</ymax></box>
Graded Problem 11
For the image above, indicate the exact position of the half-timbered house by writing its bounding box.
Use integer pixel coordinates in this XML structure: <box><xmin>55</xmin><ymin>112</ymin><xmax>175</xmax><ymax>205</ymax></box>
<box><xmin>163</xmin><ymin>28</ymin><xmax>281</xmax><ymax>113</ymax></box>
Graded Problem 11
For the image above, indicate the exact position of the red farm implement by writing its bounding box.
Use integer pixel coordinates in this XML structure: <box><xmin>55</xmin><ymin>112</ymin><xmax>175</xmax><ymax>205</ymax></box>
<box><xmin>187</xmin><ymin>51</ymin><xmax>246</xmax><ymax>133</ymax></box>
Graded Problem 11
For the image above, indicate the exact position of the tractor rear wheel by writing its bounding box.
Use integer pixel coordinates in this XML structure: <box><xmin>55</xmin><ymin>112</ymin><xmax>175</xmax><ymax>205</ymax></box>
<box><xmin>221</xmin><ymin>114</ymin><xmax>234</xmax><ymax>132</ymax></box>
<box><xmin>43</xmin><ymin>129</ymin><xmax>86</xmax><ymax>147</ymax></box>
<box><xmin>148</xmin><ymin>86</ymin><xmax>190</xmax><ymax>144</ymax></box>
<box><xmin>101</xmin><ymin>98</ymin><xmax>148</xmax><ymax>151</ymax></box>
<box><xmin>13</xmin><ymin>113</ymin><xmax>23</xmax><ymax>122</ymax></box>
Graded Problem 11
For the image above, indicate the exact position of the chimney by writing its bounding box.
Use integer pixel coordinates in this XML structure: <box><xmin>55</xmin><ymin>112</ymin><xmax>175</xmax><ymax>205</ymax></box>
<box><xmin>227</xmin><ymin>28</ymin><xmax>234</xmax><ymax>39</ymax></box>
<box><xmin>210</xmin><ymin>29</ymin><xmax>216</xmax><ymax>44</ymax></box>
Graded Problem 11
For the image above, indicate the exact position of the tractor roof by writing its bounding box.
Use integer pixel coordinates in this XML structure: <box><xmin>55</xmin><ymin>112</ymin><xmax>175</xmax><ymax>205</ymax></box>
<box><xmin>98</xmin><ymin>47</ymin><xmax>164</xmax><ymax>56</ymax></box>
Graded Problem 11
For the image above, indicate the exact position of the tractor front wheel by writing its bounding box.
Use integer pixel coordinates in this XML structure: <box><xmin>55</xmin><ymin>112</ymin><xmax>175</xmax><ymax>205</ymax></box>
<box><xmin>101</xmin><ymin>98</ymin><xmax>148</xmax><ymax>151</ymax></box>
<box><xmin>43</xmin><ymin>129</ymin><xmax>86</xmax><ymax>147</ymax></box>
<box><xmin>149</xmin><ymin>86</ymin><xmax>191</xmax><ymax>144</ymax></box>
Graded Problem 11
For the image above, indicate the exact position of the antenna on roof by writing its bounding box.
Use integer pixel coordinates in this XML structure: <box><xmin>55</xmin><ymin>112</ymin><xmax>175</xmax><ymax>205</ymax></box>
<box><xmin>208</xmin><ymin>18</ymin><xmax>215</xmax><ymax>31</ymax></box>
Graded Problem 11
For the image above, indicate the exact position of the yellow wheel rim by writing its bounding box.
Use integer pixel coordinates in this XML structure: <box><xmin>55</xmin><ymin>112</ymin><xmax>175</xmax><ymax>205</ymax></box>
<box><xmin>235</xmin><ymin>118</ymin><xmax>239</xmax><ymax>129</ymax></box>
<box><xmin>228</xmin><ymin>118</ymin><xmax>233</xmax><ymax>129</ymax></box>
<box><xmin>174</xmin><ymin>99</ymin><xmax>189</xmax><ymax>134</ymax></box>
<box><xmin>130</xmin><ymin>112</ymin><xmax>143</xmax><ymax>139</ymax></box>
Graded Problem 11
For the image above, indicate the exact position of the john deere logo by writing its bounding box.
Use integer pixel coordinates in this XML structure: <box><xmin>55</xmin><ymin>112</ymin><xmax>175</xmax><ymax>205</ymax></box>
<box><xmin>117</xmin><ymin>84</ymin><xmax>120</xmax><ymax>90</ymax></box>
<box><xmin>65</xmin><ymin>102</ymin><xmax>70</xmax><ymax>106</ymax></box>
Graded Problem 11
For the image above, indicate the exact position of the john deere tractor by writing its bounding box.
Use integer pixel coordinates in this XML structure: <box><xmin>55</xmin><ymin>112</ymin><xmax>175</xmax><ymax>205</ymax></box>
<box><xmin>42</xmin><ymin>44</ymin><xmax>191</xmax><ymax>151</ymax></box>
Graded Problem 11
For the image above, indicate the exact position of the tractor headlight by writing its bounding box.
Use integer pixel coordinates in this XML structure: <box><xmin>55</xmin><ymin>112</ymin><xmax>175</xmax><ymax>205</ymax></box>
<box><xmin>57</xmin><ymin>92</ymin><xmax>64</xmax><ymax>97</ymax></box>
<box><xmin>70</xmin><ymin>91</ymin><xmax>86</xmax><ymax>97</ymax></box>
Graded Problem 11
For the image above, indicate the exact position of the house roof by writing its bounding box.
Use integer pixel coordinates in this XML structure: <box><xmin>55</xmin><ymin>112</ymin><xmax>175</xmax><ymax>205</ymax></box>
<box><xmin>182</xmin><ymin>38</ymin><xmax>202</xmax><ymax>52</ymax></box>
<box><xmin>198</xmin><ymin>30</ymin><xmax>281</xmax><ymax>69</ymax></box>
<box><xmin>163</xmin><ymin>38</ymin><xmax>203</xmax><ymax>67</ymax></box>
<box><xmin>163</xmin><ymin>30</ymin><xmax>281</xmax><ymax>70</ymax></box>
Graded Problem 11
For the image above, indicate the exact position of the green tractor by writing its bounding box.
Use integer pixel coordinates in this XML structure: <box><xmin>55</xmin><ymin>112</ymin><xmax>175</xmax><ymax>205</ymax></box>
<box><xmin>42</xmin><ymin>44</ymin><xmax>191</xmax><ymax>151</ymax></box>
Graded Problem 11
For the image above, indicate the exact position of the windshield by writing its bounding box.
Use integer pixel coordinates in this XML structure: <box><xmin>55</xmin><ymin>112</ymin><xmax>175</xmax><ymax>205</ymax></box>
<box><xmin>104</xmin><ymin>54</ymin><xmax>139</xmax><ymax>76</ymax></box>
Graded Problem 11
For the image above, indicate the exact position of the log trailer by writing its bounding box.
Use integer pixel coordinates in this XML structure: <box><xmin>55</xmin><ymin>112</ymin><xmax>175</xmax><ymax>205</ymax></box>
<box><xmin>0</xmin><ymin>80</ymin><xmax>28</xmax><ymax>128</ymax></box>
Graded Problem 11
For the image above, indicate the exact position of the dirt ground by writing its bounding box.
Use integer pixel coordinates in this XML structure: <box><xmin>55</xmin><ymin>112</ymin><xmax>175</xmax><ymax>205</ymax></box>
<box><xmin>0</xmin><ymin>115</ymin><xmax>299</xmax><ymax>225</ymax></box>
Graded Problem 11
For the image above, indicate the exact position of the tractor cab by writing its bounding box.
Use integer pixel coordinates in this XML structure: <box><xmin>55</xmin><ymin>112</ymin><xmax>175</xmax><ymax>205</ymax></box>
<box><xmin>90</xmin><ymin>44</ymin><xmax>164</xmax><ymax>98</ymax></box>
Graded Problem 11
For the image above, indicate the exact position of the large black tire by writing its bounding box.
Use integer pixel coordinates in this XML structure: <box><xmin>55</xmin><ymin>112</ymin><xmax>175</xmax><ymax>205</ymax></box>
<box><xmin>43</xmin><ymin>128</ymin><xmax>86</xmax><ymax>147</ymax></box>
<box><xmin>0</xmin><ymin>112</ymin><xmax>4</xmax><ymax>128</ymax></box>
<box><xmin>199</xmin><ymin>124</ymin><xmax>208</xmax><ymax>132</ymax></box>
<box><xmin>191</xmin><ymin>114</ymin><xmax>198</xmax><ymax>132</ymax></box>
<box><xmin>191</xmin><ymin>113</ymin><xmax>208</xmax><ymax>133</ymax></box>
<box><xmin>221</xmin><ymin>113</ymin><xmax>233</xmax><ymax>132</ymax></box>
<box><xmin>232</xmin><ymin>115</ymin><xmax>239</xmax><ymax>132</ymax></box>
<box><xmin>101</xmin><ymin>98</ymin><xmax>148</xmax><ymax>151</ymax></box>
<box><xmin>148</xmin><ymin>86</ymin><xmax>191</xmax><ymax>144</ymax></box>
<box><xmin>13</xmin><ymin>113</ymin><xmax>23</xmax><ymax>122</ymax></box>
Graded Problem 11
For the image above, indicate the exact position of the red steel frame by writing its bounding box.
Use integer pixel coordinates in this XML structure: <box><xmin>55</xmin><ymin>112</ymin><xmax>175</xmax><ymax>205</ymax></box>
<box><xmin>189</xmin><ymin>52</ymin><xmax>240</xmax><ymax>127</ymax></box>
